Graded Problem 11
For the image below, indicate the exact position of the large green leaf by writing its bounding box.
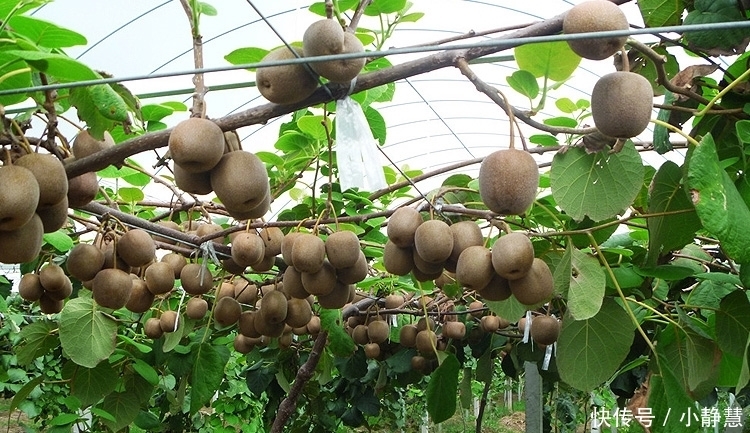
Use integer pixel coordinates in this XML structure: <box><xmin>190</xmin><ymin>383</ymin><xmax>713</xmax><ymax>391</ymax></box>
<box><xmin>648</xmin><ymin>365</ymin><xmax>698</xmax><ymax>433</ymax></box>
<box><xmin>8</xmin><ymin>15</ymin><xmax>87</xmax><ymax>48</ymax></box>
<box><xmin>70</xmin><ymin>83</ymin><xmax>131</xmax><ymax>140</ymax></box>
<box><xmin>567</xmin><ymin>248</ymin><xmax>605</xmax><ymax>320</ymax></box>
<box><xmin>514</xmin><ymin>41</ymin><xmax>581</xmax><ymax>82</ymax></box>
<box><xmin>550</xmin><ymin>142</ymin><xmax>644</xmax><ymax>221</ymax></box>
<box><xmin>659</xmin><ymin>325</ymin><xmax>720</xmax><ymax>400</ymax></box>
<box><xmin>556</xmin><ymin>298</ymin><xmax>635</xmax><ymax>391</ymax></box>
<box><xmin>0</xmin><ymin>52</ymin><xmax>32</xmax><ymax>106</ymax></box>
<box><xmin>737</xmin><ymin>337</ymin><xmax>750</xmax><ymax>394</ymax></box>
<box><xmin>683</xmin><ymin>0</ymin><xmax>748</xmax><ymax>54</ymax></box>
<box><xmin>4</xmin><ymin>49</ymin><xmax>98</xmax><ymax>81</ymax></box>
<box><xmin>320</xmin><ymin>308</ymin><xmax>355</xmax><ymax>356</ymax></box>
<box><xmin>189</xmin><ymin>343</ymin><xmax>230</xmax><ymax>413</ymax></box>
<box><xmin>686</xmin><ymin>134</ymin><xmax>750</xmax><ymax>263</ymax></box>
<box><xmin>99</xmin><ymin>389</ymin><xmax>141</xmax><ymax>432</ymax></box>
<box><xmin>486</xmin><ymin>296</ymin><xmax>527</xmax><ymax>324</ymax></box>
<box><xmin>71</xmin><ymin>362</ymin><xmax>118</xmax><ymax>407</ymax></box>
<box><xmin>646</xmin><ymin>160</ymin><xmax>701</xmax><ymax>265</ymax></box>
<box><xmin>16</xmin><ymin>320</ymin><xmax>57</xmax><ymax>365</ymax></box>
<box><xmin>716</xmin><ymin>290</ymin><xmax>750</xmax><ymax>358</ymax></box>
<box><xmin>638</xmin><ymin>0</ymin><xmax>685</xmax><ymax>26</ymax></box>
<box><xmin>59</xmin><ymin>297</ymin><xmax>118</xmax><ymax>368</ymax></box>
<box><xmin>426</xmin><ymin>353</ymin><xmax>460</xmax><ymax>424</ymax></box>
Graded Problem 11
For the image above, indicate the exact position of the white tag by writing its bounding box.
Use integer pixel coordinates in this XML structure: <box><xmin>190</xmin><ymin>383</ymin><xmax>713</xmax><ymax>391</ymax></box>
<box><xmin>522</xmin><ymin>310</ymin><xmax>532</xmax><ymax>344</ymax></box>
<box><xmin>335</xmin><ymin>96</ymin><xmax>387</xmax><ymax>192</ymax></box>
<box><xmin>542</xmin><ymin>343</ymin><xmax>554</xmax><ymax>371</ymax></box>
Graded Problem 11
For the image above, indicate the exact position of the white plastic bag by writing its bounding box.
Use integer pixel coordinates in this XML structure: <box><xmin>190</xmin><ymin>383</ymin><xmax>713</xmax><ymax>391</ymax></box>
<box><xmin>335</xmin><ymin>96</ymin><xmax>387</xmax><ymax>192</ymax></box>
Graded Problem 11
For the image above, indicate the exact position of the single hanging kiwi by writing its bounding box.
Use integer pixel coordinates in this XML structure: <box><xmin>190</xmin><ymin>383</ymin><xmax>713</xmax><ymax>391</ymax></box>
<box><xmin>563</xmin><ymin>0</ymin><xmax>629</xmax><ymax>60</ymax></box>
<box><xmin>387</xmin><ymin>207</ymin><xmax>423</xmax><ymax>248</ymax></box>
<box><xmin>478</xmin><ymin>149</ymin><xmax>539</xmax><ymax>215</ymax></box>
<box><xmin>256</xmin><ymin>46</ymin><xmax>318</xmax><ymax>105</ymax></box>
<box><xmin>168</xmin><ymin>117</ymin><xmax>225</xmax><ymax>173</ymax></box>
<box><xmin>491</xmin><ymin>232</ymin><xmax>535</xmax><ymax>280</ymax></box>
<box><xmin>591</xmin><ymin>71</ymin><xmax>653</xmax><ymax>139</ymax></box>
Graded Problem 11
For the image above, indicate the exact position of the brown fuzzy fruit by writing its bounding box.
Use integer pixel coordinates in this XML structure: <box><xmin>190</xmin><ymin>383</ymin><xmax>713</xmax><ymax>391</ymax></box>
<box><xmin>234</xmin><ymin>280</ymin><xmax>259</xmax><ymax>304</ymax></box>
<box><xmin>325</xmin><ymin>230</ymin><xmax>360</xmax><ymax>269</ymax></box>
<box><xmin>15</xmin><ymin>153</ymin><xmax>68</xmax><ymax>209</ymax></box>
<box><xmin>180</xmin><ymin>263</ymin><xmax>214</xmax><ymax>295</ymax></box>
<box><xmin>259</xmin><ymin>227</ymin><xmax>284</xmax><ymax>257</ymax></box>
<box><xmin>233</xmin><ymin>334</ymin><xmax>257</xmax><ymax>354</ymax></box>
<box><xmin>399</xmin><ymin>324</ymin><xmax>418</xmax><ymax>347</ymax></box>
<box><xmin>186</xmin><ymin>297</ymin><xmax>209</xmax><ymax>320</ymax></box>
<box><xmin>477</xmin><ymin>274</ymin><xmax>512</xmax><ymax>301</ymax></box>
<box><xmin>282</xmin><ymin>267</ymin><xmax>308</xmax><ymax>299</ymax></box>
<box><xmin>456</xmin><ymin>246</ymin><xmax>494</xmax><ymax>291</ymax></box>
<box><xmin>144</xmin><ymin>317</ymin><xmax>164</xmax><ymax>338</ymax></box>
<box><xmin>442</xmin><ymin>321</ymin><xmax>466</xmax><ymax>340</ymax></box>
<box><xmin>39</xmin><ymin>264</ymin><xmax>68</xmax><ymax>292</ymax></box>
<box><xmin>367</xmin><ymin>320</ymin><xmax>390</xmax><ymax>344</ymax></box>
<box><xmin>92</xmin><ymin>268</ymin><xmax>133</xmax><ymax>310</ymax></box>
<box><xmin>118</xmin><ymin>229</ymin><xmax>156</xmax><ymax>268</ymax></box>
<box><xmin>311</xmin><ymin>32</ymin><xmax>366</xmax><ymax>83</ymax></box>
<box><xmin>145</xmin><ymin>261</ymin><xmax>176</xmax><ymax>295</ymax></box>
<box><xmin>125</xmin><ymin>279</ymin><xmax>155</xmax><ymax>313</ymax></box>
<box><xmin>509</xmin><ymin>258</ymin><xmax>554</xmax><ymax>306</ymax></box>
<box><xmin>291</xmin><ymin>233</ymin><xmax>326</xmax><ymax>273</ymax></box>
<box><xmin>285</xmin><ymin>297</ymin><xmax>313</xmax><ymax>328</ymax></box>
<box><xmin>259</xmin><ymin>290</ymin><xmax>288</xmax><ymax>325</ymax></box>
<box><xmin>39</xmin><ymin>292</ymin><xmax>64</xmax><ymax>314</ymax></box>
<box><xmin>591</xmin><ymin>71</ymin><xmax>653</xmax><ymax>139</ymax></box>
<box><xmin>72</xmin><ymin>130</ymin><xmax>115</xmax><ymax>160</ymax></box>
<box><xmin>0</xmin><ymin>214</ymin><xmax>43</xmax><ymax>264</ymax></box>
<box><xmin>210</xmin><ymin>150</ymin><xmax>270</xmax><ymax>213</ymax></box>
<box><xmin>67</xmin><ymin>243</ymin><xmax>105</xmax><ymax>282</ymax></box>
<box><xmin>214</xmin><ymin>297</ymin><xmax>242</xmax><ymax>327</ymax></box>
<box><xmin>530</xmin><ymin>315</ymin><xmax>561</xmax><ymax>345</ymax></box>
<box><xmin>352</xmin><ymin>324</ymin><xmax>369</xmax><ymax>345</ymax></box>
<box><xmin>316</xmin><ymin>281</ymin><xmax>353</xmax><ymax>309</ymax></box>
<box><xmin>414</xmin><ymin>220</ymin><xmax>454</xmax><ymax>264</ymax></box>
<box><xmin>387</xmin><ymin>207</ymin><xmax>423</xmax><ymax>248</ymax></box>
<box><xmin>337</xmin><ymin>250</ymin><xmax>368</xmax><ymax>284</ymax></box>
<box><xmin>161</xmin><ymin>253</ymin><xmax>187</xmax><ymax>279</ymax></box>
<box><xmin>364</xmin><ymin>342</ymin><xmax>381</xmax><ymax>359</ymax></box>
<box><xmin>19</xmin><ymin>273</ymin><xmax>44</xmax><ymax>302</ymax></box>
<box><xmin>231</xmin><ymin>232</ymin><xmax>266</xmax><ymax>267</ymax></box>
<box><xmin>449</xmin><ymin>221</ymin><xmax>484</xmax><ymax>262</ymax></box>
<box><xmin>66</xmin><ymin>170</ymin><xmax>99</xmax><ymax>207</ymax></box>
<box><xmin>491</xmin><ymin>232</ymin><xmax>535</xmax><ymax>280</ymax></box>
<box><xmin>239</xmin><ymin>311</ymin><xmax>261</xmax><ymax>338</ymax></box>
<box><xmin>36</xmin><ymin>196</ymin><xmax>68</xmax><ymax>233</ymax></box>
<box><xmin>256</xmin><ymin>46</ymin><xmax>318</xmax><ymax>105</ymax></box>
<box><xmin>383</xmin><ymin>241</ymin><xmax>414</xmax><ymax>276</ymax></box>
<box><xmin>159</xmin><ymin>310</ymin><xmax>180</xmax><ymax>333</ymax></box>
<box><xmin>174</xmin><ymin>163</ymin><xmax>213</xmax><ymax>195</ymax></box>
<box><xmin>0</xmin><ymin>165</ymin><xmax>40</xmax><ymax>231</ymax></box>
<box><xmin>480</xmin><ymin>315</ymin><xmax>501</xmax><ymax>333</ymax></box>
<box><xmin>415</xmin><ymin>329</ymin><xmax>438</xmax><ymax>355</ymax></box>
<box><xmin>168</xmin><ymin>117</ymin><xmax>225</xmax><ymax>173</ymax></box>
<box><xmin>563</xmin><ymin>0</ymin><xmax>629</xmax><ymax>60</ymax></box>
<box><xmin>384</xmin><ymin>294</ymin><xmax>405</xmax><ymax>309</ymax></box>
<box><xmin>303</xmin><ymin>19</ymin><xmax>344</xmax><ymax>56</ymax></box>
<box><xmin>468</xmin><ymin>300</ymin><xmax>485</xmax><ymax>318</ymax></box>
<box><xmin>280</xmin><ymin>232</ymin><xmax>302</xmax><ymax>266</ymax></box>
<box><xmin>301</xmin><ymin>260</ymin><xmax>337</xmax><ymax>296</ymax></box>
<box><xmin>479</xmin><ymin>149</ymin><xmax>539</xmax><ymax>215</ymax></box>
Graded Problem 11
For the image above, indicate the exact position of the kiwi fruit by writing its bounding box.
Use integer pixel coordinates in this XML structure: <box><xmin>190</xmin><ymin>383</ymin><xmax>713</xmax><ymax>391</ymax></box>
<box><xmin>399</xmin><ymin>324</ymin><xmax>418</xmax><ymax>347</ymax></box>
<box><xmin>479</xmin><ymin>149</ymin><xmax>539</xmax><ymax>215</ymax></box>
<box><xmin>39</xmin><ymin>264</ymin><xmax>68</xmax><ymax>293</ymax></box>
<box><xmin>303</xmin><ymin>19</ymin><xmax>364</xmax><ymax>83</ymax></box>
<box><xmin>384</xmin><ymin>294</ymin><xmax>405</xmax><ymax>309</ymax></box>
<box><xmin>480</xmin><ymin>315</ymin><xmax>501</xmax><ymax>333</ymax></box>
<box><xmin>254</xmin><ymin>312</ymin><xmax>287</xmax><ymax>338</ymax></box>
<box><xmin>144</xmin><ymin>317</ymin><xmax>164</xmax><ymax>339</ymax></box>
<box><xmin>563</xmin><ymin>0</ymin><xmax>629</xmax><ymax>60</ymax></box>
<box><xmin>174</xmin><ymin>163</ymin><xmax>213</xmax><ymax>195</ymax></box>
<box><xmin>159</xmin><ymin>310</ymin><xmax>180</xmax><ymax>333</ymax></box>
<box><xmin>196</xmin><ymin>223</ymin><xmax>224</xmax><ymax>245</ymax></box>
<box><xmin>509</xmin><ymin>258</ymin><xmax>554</xmax><ymax>306</ymax></box>
<box><xmin>291</xmin><ymin>233</ymin><xmax>326</xmax><ymax>273</ymax></box>
<box><xmin>161</xmin><ymin>253</ymin><xmax>187</xmax><ymax>279</ymax></box>
<box><xmin>442</xmin><ymin>321</ymin><xmax>466</xmax><ymax>340</ymax></box>
<box><xmin>210</xmin><ymin>150</ymin><xmax>269</xmax><ymax>212</ymax></box>
<box><xmin>415</xmin><ymin>329</ymin><xmax>438</xmax><ymax>355</ymax></box>
<box><xmin>231</xmin><ymin>232</ymin><xmax>266</xmax><ymax>267</ymax></box>
<box><xmin>118</xmin><ymin>229</ymin><xmax>156</xmax><ymax>268</ymax></box>
<box><xmin>336</xmin><ymin>250</ymin><xmax>368</xmax><ymax>284</ymax></box>
<box><xmin>414</xmin><ymin>220</ymin><xmax>454</xmax><ymax>264</ymax></box>
<box><xmin>351</xmin><ymin>324</ymin><xmax>369</xmax><ymax>345</ymax></box>
<box><xmin>250</xmin><ymin>255</ymin><xmax>275</xmax><ymax>272</ymax></box>
<box><xmin>234</xmin><ymin>280</ymin><xmax>259</xmax><ymax>304</ymax></box>
<box><xmin>387</xmin><ymin>207</ymin><xmax>422</xmax><ymax>248</ymax></box>
<box><xmin>281</xmin><ymin>231</ymin><xmax>302</xmax><ymax>266</ymax></box>
<box><xmin>301</xmin><ymin>260</ymin><xmax>337</xmax><ymax>296</ymax></box>
<box><xmin>530</xmin><ymin>315</ymin><xmax>561</xmax><ymax>345</ymax></box>
<box><xmin>282</xmin><ymin>267</ymin><xmax>308</xmax><ymax>299</ymax></box>
<box><xmin>215</xmin><ymin>296</ymin><xmax>242</xmax><ymax>327</ymax></box>
<box><xmin>239</xmin><ymin>311</ymin><xmax>262</xmax><ymax>338</ymax></box>
<box><xmin>221</xmin><ymin>257</ymin><xmax>247</xmax><ymax>275</ymax></box>
<box><xmin>185</xmin><ymin>297</ymin><xmax>208</xmax><ymax>320</ymax></box>
<box><xmin>125</xmin><ymin>279</ymin><xmax>155</xmax><ymax>313</ymax></box>
<box><xmin>325</xmin><ymin>230</ymin><xmax>360</xmax><ymax>269</ymax></box>
<box><xmin>180</xmin><ymin>263</ymin><xmax>214</xmax><ymax>295</ymax></box>
<box><xmin>216</xmin><ymin>281</ymin><xmax>235</xmax><ymax>300</ymax></box>
<box><xmin>233</xmin><ymin>334</ymin><xmax>257</xmax><ymax>354</ymax></box>
<box><xmin>412</xmin><ymin>248</ymin><xmax>444</xmax><ymax>274</ymax></box>
<box><xmin>468</xmin><ymin>300</ymin><xmax>485</xmax><ymax>318</ymax></box>
<box><xmin>72</xmin><ymin>130</ymin><xmax>115</xmax><ymax>160</ymax></box>
<box><xmin>477</xmin><ymin>274</ymin><xmax>512</xmax><ymax>301</ymax></box>
<box><xmin>19</xmin><ymin>273</ymin><xmax>44</xmax><ymax>302</ymax></box>
<box><xmin>259</xmin><ymin>290</ymin><xmax>288</xmax><ymax>325</ymax></box>
<box><xmin>39</xmin><ymin>292</ymin><xmax>64</xmax><ymax>314</ymax></box>
<box><xmin>305</xmin><ymin>315</ymin><xmax>321</xmax><ymax>336</ymax></box>
<box><xmin>259</xmin><ymin>227</ymin><xmax>284</xmax><ymax>257</ymax></box>
<box><xmin>256</xmin><ymin>46</ymin><xmax>319</xmax><ymax>105</ymax></box>
<box><xmin>168</xmin><ymin>117</ymin><xmax>225</xmax><ymax>173</ymax></box>
<box><xmin>0</xmin><ymin>165</ymin><xmax>40</xmax><ymax>231</ymax></box>
<box><xmin>316</xmin><ymin>281</ymin><xmax>353</xmax><ymax>309</ymax></box>
<box><xmin>312</xmin><ymin>32</ymin><xmax>365</xmax><ymax>83</ymax></box>
<box><xmin>224</xmin><ymin>189</ymin><xmax>271</xmax><ymax>221</ymax></box>
<box><xmin>367</xmin><ymin>320</ymin><xmax>390</xmax><ymax>344</ymax></box>
<box><xmin>153</xmin><ymin>221</ymin><xmax>181</xmax><ymax>245</ymax></box>
<box><xmin>44</xmin><ymin>275</ymin><xmax>73</xmax><ymax>301</ymax></box>
<box><xmin>382</xmin><ymin>241</ymin><xmax>413</xmax><ymax>276</ymax></box>
<box><xmin>456</xmin><ymin>245</ymin><xmax>495</xmax><ymax>291</ymax></box>
<box><xmin>416</xmin><ymin>316</ymin><xmax>436</xmax><ymax>332</ymax></box>
<box><xmin>449</xmin><ymin>221</ymin><xmax>484</xmax><ymax>262</ymax></box>
<box><xmin>285</xmin><ymin>297</ymin><xmax>313</xmax><ymax>328</ymax></box>
<box><xmin>35</xmin><ymin>196</ymin><xmax>67</xmax><ymax>233</ymax></box>
<box><xmin>15</xmin><ymin>153</ymin><xmax>68</xmax><ymax>209</ymax></box>
<box><xmin>92</xmin><ymin>268</ymin><xmax>133</xmax><ymax>310</ymax></box>
<box><xmin>65</xmin><ymin>244</ymin><xmax>103</xmax><ymax>282</ymax></box>
<box><xmin>518</xmin><ymin>316</ymin><xmax>528</xmax><ymax>334</ymax></box>
<box><xmin>66</xmin><ymin>170</ymin><xmax>99</xmax><ymax>207</ymax></box>
<box><xmin>591</xmin><ymin>71</ymin><xmax>653</xmax><ymax>139</ymax></box>
<box><xmin>491</xmin><ymin>232</ymin><xmax>535</xmax><ymax>280</ymax></box>
<box><xmin>364</xmin><ymin>342</ymin><xmax>381</xmax><ymax>359</ymax></box>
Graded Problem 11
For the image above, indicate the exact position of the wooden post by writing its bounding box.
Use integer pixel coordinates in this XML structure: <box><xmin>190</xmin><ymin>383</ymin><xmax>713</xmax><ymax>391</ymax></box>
<box><xmin>525</xmin><ymin>361</ymin><xmax>543</xmax><ymax>433</ymax></box>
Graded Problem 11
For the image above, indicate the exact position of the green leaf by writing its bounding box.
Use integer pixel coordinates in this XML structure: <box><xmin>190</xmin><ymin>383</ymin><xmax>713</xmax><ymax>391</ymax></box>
<box><xmin>320</xmin><ymin>308</ymin><xmax>355</xmax><ymax>356</ymax></box>
<box><xmin>459</xmin><ymin>368</ymin><xmax>472</xmax><ymax>410</ymax></box>
<box><xmin>49</xmin><ymin>413</ymin><xmax>79</xmax><ymax>426</ymax></box>
<box><xmin>648</xmin><ymin>366</ymin><xmax>697</xmax><ymax>433</ymax></box>
<box><xmin>486</xmin><ymin>296</ymin><xmax>527</xmax><ymax>324</ymax></box>
<box><xmin>399</xmin><ymin>12</ymin><xmax>424</xmax><ymax>23</ymax></box>
<box><xmin>297</xmin><ymin>115</ymin><xmax>329</xmax><ymax>141</ymax></box>
<box><xmin>385</xmin><ymin>348</ymin><xmax>416</xmax><ymax>374</ymax></box>
<box><xmin>737</xmin><ymin>337</ymin><xmax>750</xmax><ymax>394</ymax></box>
<box><xmin>8</xmin><ymin>15</ymin><xmax>87</xmax><ymax>48</ymax></box>
<box><xmin>132</xmin><ymin>358</ymin><xmax>159</xmax><ymax>386</ymax></box>
<box><xmin>683</xmin><ymin>0</ymin><xmax>748</xmax><ymax>54</ymax></box>
<box><xmin>426</xmin><ymin>353</ymin><xmax>459</xmax><ymax>424</ymax></box>
<box><xmin>638</xmin><ymin>0</ymin><xmax>685</xmax><ymax>26</ymax></box>
<box><xmin>224</xmin><ymin>47</ymin><xmax>269</xmax><ymax>69</ymax></box>
<box><xmin>514</xmin><ymin>41</ymin><xmax>581</xmax><ymax>82</ymax></box>
<box><xmin>659</xmin><ymin>326</ymin><xmax>720</xmax><ymax>400</ymax></box>
<box><xmin>550</xmin><ymin>141</ymin><xmax>645</xmax><ymax>221</ymax></box>
<box><xmin>506</xmin><ymin>70</ymin><xmax>539</xmax><ymax>100</ymax></box>
<box><xmin>16</xmin><ymin>320</ymin><xmax>57</xmax><ymax>365</ymax></box>
<box><xmin>59</xmin><ymin>297</ymin><xmax>118</xmax><ymax>368</ymax></box>
<box><xmin>686</xmin><ymin>134</ymin><xmax>750</xmax><ymax>263</ymax></box>
<box><xmin>364</xmin><ymin>0</ymin><xmax>407</xmax><ymax>15</ymax></box>
<box><xmin>119</xmin><ymin>187</ymin><xmax>144</xmax><ymax>203</ymax></box>
<box><xmin>567</xmin><ymin>248</ymin><xmax>606</xmax><ymax>320</ymax></box>
<box><xmin>716</xmin><ymin>290</ymin><xmax>750</xmax><ymax>358</ymax></box>
<box><xmin>543</xmin><ymin>116</ymin><xmax>578</xmax><ymax>128</ymax></box>
<box><xmin>737</xmin><ymin>120</ymin><xmax>750</xmax><ymax>144</ymax></box>
<box><xmin>43</xmin><ymin>230</ymin><xmax>74</xmax><ymax>253</ymax></box>
<box><xmin>99</xmin><ymin>389</ymin><xmax>141</xmax><ymax>432</ymax></box>
<box><xmin>71</xmin><ymin>362</ymin><xmax>118</xmax><ymax>407</ymax></box>
<box><xmin>70</xmin><ymin>84</ymin><xmax>130</xmax><ymax>139</ymax></box>
<box><xmin>646</xmin><ymin>160</ymin><xmax>701</xmax><ymax>265</ymax></box>
<box><xmin>364</xmin><ymin>106</ymin><xmax>386</xmax><ymax>145</ymax></box>
<box><xmin>5</xmin><ymin>50</ymin><xmax>98</xmax><ymax>81</ymax></box>
<box><xmin>196</xmin><ymin>1</ymin><xmax>217</xmax><ymax>16</ymax></box>
<box><xmin>0</xmin><ymin>52</ymin><xmax>33</xmax><ymax>106</ymax></box>
<box><xmin>653</xmin><ymin>91</ymin><xmax>676</xmax><ymax>154</ymax></box>
<box><xmin>9</xmin><ymin>375</ymin><xmax>43</xmax><ymax>416</ymax></box>
<box><xmin>529</xmin><ymin>134</ymin><xmax>558</xmax><ymax>147</ymax></box>
<box><xmin>140</xmin><ymin>104</ymin><xmax>174</xmax><ymax>122</ymax></box>
<box><xmin>552</xmin><ymin>245</ymin><xmax>572</xmax><ymax>298</ymax></box>
<box><xmin>554</xmin><ymin>97</ymin><xmax>578</xmax><ymax>114</ymax></box>
<box><xmin>557</xmin><ymin>298</ymin><xmax>635</xmax><ymax>392</ymax></box>
<box><xmin>189</xmin><ymin>343</ymin><xmax>230</xmax><ymax>413</ymax></box>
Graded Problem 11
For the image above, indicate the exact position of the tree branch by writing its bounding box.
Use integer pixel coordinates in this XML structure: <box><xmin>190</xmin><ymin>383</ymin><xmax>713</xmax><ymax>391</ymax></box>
<box><xmin>347</xmin><ymin>0</ymin><xmax>372</xmax><ymax>33</ymax></box>
<box><xmin>271</xmin><ymin>331</ymin><xmax>329</xmax><ymax>433</ymax></box>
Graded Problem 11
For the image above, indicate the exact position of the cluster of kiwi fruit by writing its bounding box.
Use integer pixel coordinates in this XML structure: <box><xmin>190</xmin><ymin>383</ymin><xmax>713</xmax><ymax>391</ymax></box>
<box><xmin>168</xmin><ymin>118</ymin><xmax>271</xmax><ymax>221</ymax></box>
<box><xmin>18</xmin><ymin>264</ymin><xmax>74</xmax><ymax>314</ymax></box>
<box><xmin>0</xmin><ymin>149</ymin><xmax>70</xmax><ymax>264</ymax></box>
<box><xmin>255</xmin><ymin>18</ymin><xmax>366</xmax><ymax>105</ymax></box>
<box><xmin>383</xmin><ymin>208</ymin><xmax>553</xmax><ymax>307</ymax></box>
<box><xmin>563</xmin><ymin>0</ymin><xmax>653</xmax><ymax>139</ymax></box>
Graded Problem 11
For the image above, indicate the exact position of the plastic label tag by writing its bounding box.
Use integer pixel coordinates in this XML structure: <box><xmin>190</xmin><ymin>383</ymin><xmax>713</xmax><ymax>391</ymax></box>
<box><xmin>335</xmin><ymin>96</ymin><xmax>387</xmax><ymax>192</ymax></box>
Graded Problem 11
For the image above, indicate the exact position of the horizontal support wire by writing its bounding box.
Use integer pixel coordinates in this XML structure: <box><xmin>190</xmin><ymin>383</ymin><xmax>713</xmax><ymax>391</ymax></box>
<box><xmin>0</xmin><ymin>20</ymin><xmax>749</xmax><ymax>97</ymax></box>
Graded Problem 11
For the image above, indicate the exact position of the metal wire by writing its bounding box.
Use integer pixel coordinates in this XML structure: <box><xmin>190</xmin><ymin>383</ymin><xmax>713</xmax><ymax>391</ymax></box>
<box><xmin>1</xmin><ymin>20</ymin><xmax>749</xmax><ymax>96</ymax></box>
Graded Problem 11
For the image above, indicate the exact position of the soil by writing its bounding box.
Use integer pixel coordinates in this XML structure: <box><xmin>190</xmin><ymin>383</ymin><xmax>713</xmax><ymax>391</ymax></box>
<box><xmin>0</xmin><ymin>399</ymin><xmax>34</xmax><ymax>433</ymax></box>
